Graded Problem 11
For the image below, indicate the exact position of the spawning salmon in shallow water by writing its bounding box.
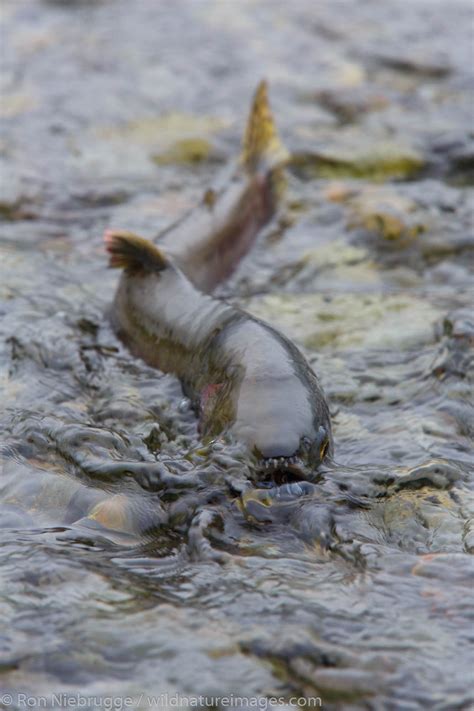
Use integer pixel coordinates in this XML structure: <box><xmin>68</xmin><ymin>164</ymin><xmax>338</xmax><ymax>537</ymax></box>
<box><xmin>105</xmin><ymin>231</ymin><xmax>332</xmax><ymax>480</ymax></box>
<box><xmin>104</xmin><ymin>82</ymin><xmax>333</xmax><ymax>481</ymax></box>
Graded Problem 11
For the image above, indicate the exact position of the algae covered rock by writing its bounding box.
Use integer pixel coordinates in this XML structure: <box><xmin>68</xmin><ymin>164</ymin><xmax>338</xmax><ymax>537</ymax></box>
<box><xmin>346</xmin><ymin>185</ymin><xmax>428</xmax><ymax>243</ymax></box>
<box><xmin>151</xmin><ymin>137</ymin><xmax>216</xmax><ymax>166</ymax></box>
<box><xmin>291</xmin><ymin>129</ymin><xmax>424</xmax><ymax>181</ymax></box>
<box><xmin>74</xmin><ymin>112</ymin><xmax>228</xmax><ymax>182</ymax></box>
<box><xmin>271</xmin><ymin>239</ymin><xmax>382</xmax><ymax>292</ymax></box>
<box><xmin>244</xmin><ymin>292</ymin><xmax>441</xmax><ymax>351</ymax></box>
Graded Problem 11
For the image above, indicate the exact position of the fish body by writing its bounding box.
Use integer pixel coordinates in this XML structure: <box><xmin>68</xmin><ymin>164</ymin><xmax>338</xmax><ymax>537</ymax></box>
<box><xmin>157</xmin><ymin>81</ymin><xmax>288</xmax><ymax>293</ymax></box>
<box><xmin>105</xmin><ymin>231</ymin><xmax>332</xmax><ymax>478</ymax></box>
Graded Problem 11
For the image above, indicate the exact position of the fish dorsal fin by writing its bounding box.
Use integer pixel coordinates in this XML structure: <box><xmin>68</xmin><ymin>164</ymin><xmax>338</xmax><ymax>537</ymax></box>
<box><xmin>241</xmin><ymin>80</ymin><xmax>289</xmax><ymax>174</ymax></box>
<box><xmin>104</xmin><ymin>230</ymin><xmax>169</xmax><ymax>273</ymax></box>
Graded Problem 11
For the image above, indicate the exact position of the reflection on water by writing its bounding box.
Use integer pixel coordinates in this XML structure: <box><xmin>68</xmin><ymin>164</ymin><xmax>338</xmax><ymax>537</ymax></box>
<box><xmin>1</xmin><ymin>0</ymin><xmax>473</xmax><ymax>707</ymax></box>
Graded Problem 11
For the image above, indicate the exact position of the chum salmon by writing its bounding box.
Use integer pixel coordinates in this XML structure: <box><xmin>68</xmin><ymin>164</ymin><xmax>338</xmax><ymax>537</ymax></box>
<box><xmin>105</xmin><ymin>82</ymin><xmax>333</xmax><ymax>480</ymax></box>
<box><xmin>105</xmin><ymin>230</ymin><xmax>333</xmax><ymax>479</ymax></box>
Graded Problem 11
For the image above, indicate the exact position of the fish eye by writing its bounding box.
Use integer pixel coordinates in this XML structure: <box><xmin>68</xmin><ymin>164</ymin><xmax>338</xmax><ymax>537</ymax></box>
<box><xmin>319</xmin><ymin>438</ymin><xmax>329</xmax><ymax>460</ymax></box>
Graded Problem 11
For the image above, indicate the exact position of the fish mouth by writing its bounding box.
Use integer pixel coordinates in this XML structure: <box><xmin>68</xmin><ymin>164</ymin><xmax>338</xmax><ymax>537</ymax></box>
<box><xmin>256</xmin><ymin>455</ymin><xmax>313</xmax><ymax>483</ymax></box>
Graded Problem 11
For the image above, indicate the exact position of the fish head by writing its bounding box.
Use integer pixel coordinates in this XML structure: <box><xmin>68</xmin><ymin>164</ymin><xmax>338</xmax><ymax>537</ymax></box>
<box><xmin>200</xmin><ymin>320</ymin><xmax>333</xmax><ymax>482</ymax></box>
<box><xmin>228</xmin><ymin>374</ymin><xmax>333</xmax><ymax>482</ymax></box>
<box><xmin>250</xmin><ymin>423</ymin><xmax>332</xmax><ymax>482</ymax></box>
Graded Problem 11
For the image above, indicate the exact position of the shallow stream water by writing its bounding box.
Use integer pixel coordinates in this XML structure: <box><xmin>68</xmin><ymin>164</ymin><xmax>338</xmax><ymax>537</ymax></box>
<box><xmin>1</xmin><ymin>1</ymin><xmax>473</xmax><ymax>709</ymax></box>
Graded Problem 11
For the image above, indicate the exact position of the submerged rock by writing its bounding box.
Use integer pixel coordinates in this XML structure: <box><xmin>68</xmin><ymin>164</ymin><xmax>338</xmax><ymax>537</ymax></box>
<box><xmin>369</xmin><ymin>50</ymin><xmax>453</xmax><ymax>79</ymax></box>
<box><xmin>314</xmin><ymin>86</ymin><xmax>390</xmax><ymax>124</ymax></box>
<box><xmin>73</xmin><ymin>113</ymin><xmax>229</xmax><ymax>183</ymax></box>
<box><xmin>271</xmin><ymin>239</ymin><xmax>382</xmax><ymax>292</ymax></box>
<box><xmin>346</xmin><ymin>186</ymin><xmax>427</xmax><ymax>244</ymax></box>
<box><xmin>367</xmin><ymin>487</ymin><xmax>469</xmax><ymax>554</ymax></box>
<box><xmin>244</xmin><ymin>292</ymin><xmax>441</xmax><ymax>351</ymax></box>
<box><xmin>151</xmin><ymin>137</ymin><xmax>217</xmax><ymax>166</ymax></box>
<box><xmin>0</xmin><ymin>91</ymin><xmax>37</xmax><ymax>118</ymax></box>
<box><xmin>291</xmin><ymin>131</ymin><xmax>424</xmax><ymax>181</ymax></box>
<box><xmin>432</xmin><ymin>308</ymin><xmax>474</xmax><ymax>380</ymax></box>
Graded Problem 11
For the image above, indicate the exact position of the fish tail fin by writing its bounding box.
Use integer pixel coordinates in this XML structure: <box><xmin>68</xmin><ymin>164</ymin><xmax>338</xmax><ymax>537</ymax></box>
<box><xmin>241</xmin><ymin>80</ymin><xmax>289</xmax><ymax>174</ymax></box>
<box><xmin>104</xmin><ymin>230</ymin><xmax>169</xmax><ymax>273</ymax></box>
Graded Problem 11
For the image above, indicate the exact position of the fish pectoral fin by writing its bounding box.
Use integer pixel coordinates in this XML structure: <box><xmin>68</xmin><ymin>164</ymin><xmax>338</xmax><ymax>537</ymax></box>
<box><xmin>241</xmin><ymin>80</ymin><xmax>289</xmax><ymax>174</ymax></box>
<box><xmin>104</xmin><ymin>230</ymin><xmax>169</xmax><ymax>274</ymax></box>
